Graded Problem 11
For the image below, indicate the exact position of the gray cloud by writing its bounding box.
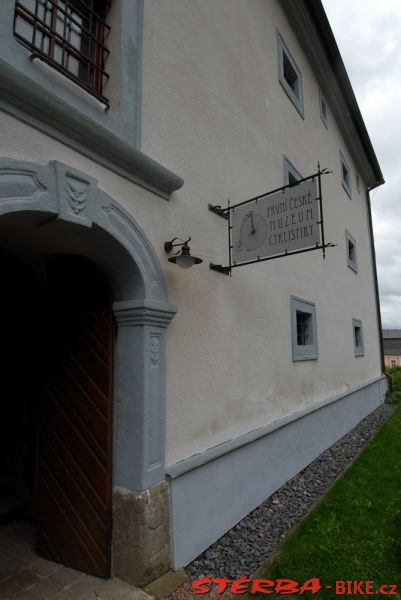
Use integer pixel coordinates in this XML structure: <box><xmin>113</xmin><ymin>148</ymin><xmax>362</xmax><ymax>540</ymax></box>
<box><xmin>323</xmin><ymin>0</ymin><xmax>401</xmax><ymax>327</ymax></box>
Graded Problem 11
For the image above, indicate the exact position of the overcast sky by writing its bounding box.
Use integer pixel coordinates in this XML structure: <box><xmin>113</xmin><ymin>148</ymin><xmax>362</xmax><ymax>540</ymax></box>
<box><xmin>322</xmin><ymin>0</ymin><xmax>401</xmax><ymax>329</ymax></box>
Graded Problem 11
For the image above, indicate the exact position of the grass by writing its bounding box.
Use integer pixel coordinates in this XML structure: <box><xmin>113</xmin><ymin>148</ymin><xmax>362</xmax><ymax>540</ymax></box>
<box><xmin>253</xmin><ymin>405</ymin><xmax>401</xmax><ymax>599</ymax></box>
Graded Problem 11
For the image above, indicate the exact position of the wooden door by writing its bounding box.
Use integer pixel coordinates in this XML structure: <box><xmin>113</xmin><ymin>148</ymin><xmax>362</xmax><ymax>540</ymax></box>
<box><xmin>37</xmin><ymin>257</ymin><xmax>113</xmax><ymax>578</ymax></box>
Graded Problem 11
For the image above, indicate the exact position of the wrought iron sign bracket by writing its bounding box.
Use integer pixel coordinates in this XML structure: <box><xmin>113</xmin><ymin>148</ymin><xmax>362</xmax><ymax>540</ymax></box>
<box><xmin>208</xmin><ymin>203</ymin><xmax>229</xmax><ymax>220</ymax></box>
<box><xmin>210</xmin><ymin>263</ymin><xmax>231</xmax><ymax>275</ymax></box>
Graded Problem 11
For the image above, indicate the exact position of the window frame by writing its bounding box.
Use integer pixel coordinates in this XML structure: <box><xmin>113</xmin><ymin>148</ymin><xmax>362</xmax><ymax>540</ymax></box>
<box><xmin>340</xmin><ymin>151</ymin><xmax>352</xmax><ymax>198</ymax></box>
<box><xmin>13</xmin><ymin>0</ymin><xmax>111</xmax><ymax>105</ymax></box>
<box><xmin>277</xmin><ymin>31</ymin><xmax>304</xmax><ymax>118</ymax></box>
<box><xmin>352</xmin><ymin>318</ymin><xmax>364</xmax><ymax>357</ymax></box>
<box><xmin>319</xmin><ymin>90</ymin><xmax>328</xmax><ymax>128</ymax></box>
<box><xmin>355</xmin><ymin>172</ymin><xmax>360</xmax><ymax>193</ymax></box>
<box><xmin>345</xmin><ymin>229</ymin><xmax>358</xmax><ymax>273</ymax></box>
<box><xmin>0</xmin><ymin>0</ymin><xmax>143</xmax><ymax>151</ymax></box>
<box><xmin>283</xmin><ymin>156</ymin><xmax>302</xmax><ymax>186</ymax></box>
<box><xmin>391</xmin><ymin>359</ymin><xmax>397</xmax><ymax>368</ymax></box>
<box><xmin>290</xmin><ymin>295</ymin><xmax>318</xmax><ymax>361</ymax></box>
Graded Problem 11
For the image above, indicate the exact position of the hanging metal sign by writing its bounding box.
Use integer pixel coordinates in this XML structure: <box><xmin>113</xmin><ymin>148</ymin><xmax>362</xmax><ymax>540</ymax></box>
<box><xmin>209</xmin><ymin>166</ymin><xmax>334</xmax><ymax>275</ymax></box>
<box><xmin>232</xmin><ymin>178</ymin><xmax>319</xmax><ymax>264</ymax></box>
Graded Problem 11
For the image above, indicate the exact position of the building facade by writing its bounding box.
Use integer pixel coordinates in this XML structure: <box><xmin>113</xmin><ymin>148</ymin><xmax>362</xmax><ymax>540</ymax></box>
<box><xmin>0</xmin><ymin>0</ymin><xmax>385</xmax><ymax>586</ymax></box>
<box><xmin>383</xmin><ymin>330</ymin><xmax>401</xmax><ymax>368</ymax></box>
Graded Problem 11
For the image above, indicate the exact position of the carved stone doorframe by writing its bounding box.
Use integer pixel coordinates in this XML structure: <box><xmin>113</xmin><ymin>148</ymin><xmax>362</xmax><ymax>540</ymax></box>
<box><xmin>0</xmin><ymin>158</ymin><xmax>176</xmax><ymax>585</ymax></box>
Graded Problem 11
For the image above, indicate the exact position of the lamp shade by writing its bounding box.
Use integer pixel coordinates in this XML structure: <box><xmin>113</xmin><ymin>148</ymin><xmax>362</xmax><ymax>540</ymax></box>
<box><xmin>167</xmin><ymin>243</ymin><xmax>202</xmax><ymax>268</ymax></box>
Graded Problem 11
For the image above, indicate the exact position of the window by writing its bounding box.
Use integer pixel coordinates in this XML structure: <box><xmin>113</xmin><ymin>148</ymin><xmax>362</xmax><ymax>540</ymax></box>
<box><xmin>284</xmin><ymin>156</ymin><xmax>302</xmax><ymax>187</ymax></box>
<box><xmin>291</xmin><ymin>296</ymin><xmax>318</xmax><ymax>361</ymax></box>
<box><xmin>356</xmin><ymin>173</ymin><xmax>360</xmax><ymax>192</ymax></box>
<box><xmin>391</xmin><ymin>359</ymin><xmax>397</xmax><ymax>368</ymax></box>
<box><xmin>1</xmin><ymin>1</ymin><xmax>146</xmax><ymax>187</ymax></box>
<box><xmin>277</xmin><ymin>32</ymin><xmax>304</xmax><ymax>117</ymax></box>
<box><xmin>14</xmin><ymin>0</ymin><xmax>110</xmax><ymax>104</ymax></box>
<box><xmin>340</xmin><ymin>151</ymin><xmax>352</xmax><ymax>198</ymax></box>
<box><xmin>345</xmin><ymin>230</ymin><xmax>357</xmax><ymax>273</ymax></box>
<box><xmin>319</xmin><ymin>90</ymin><xmax>328</xmax><ymax>128</ymax></box>
<box><xmin>352</xmin><ymin>318</ymin><xmax>364</xmax><ymax>357</ymax></box>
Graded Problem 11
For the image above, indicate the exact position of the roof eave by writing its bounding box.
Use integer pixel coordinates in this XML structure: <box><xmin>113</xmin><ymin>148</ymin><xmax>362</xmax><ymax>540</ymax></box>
<box><xmin>279</xmin><ymin>0</ymin><xmax>384</xmax><ymax>189</ymax></box>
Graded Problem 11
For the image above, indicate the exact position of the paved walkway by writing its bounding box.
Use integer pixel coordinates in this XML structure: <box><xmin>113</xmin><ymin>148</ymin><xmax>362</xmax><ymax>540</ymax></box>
<box><xmin>0</xmin><ymin>522</ymin><xmax>150</xmax><ymax>600</ymax></box>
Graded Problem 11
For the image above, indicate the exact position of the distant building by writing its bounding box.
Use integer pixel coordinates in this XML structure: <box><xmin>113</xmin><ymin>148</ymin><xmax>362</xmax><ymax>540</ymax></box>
<box><xmin>383</xmin><ymin>330</ymin><xmax>401</xmax><ymax>368</ymax></box>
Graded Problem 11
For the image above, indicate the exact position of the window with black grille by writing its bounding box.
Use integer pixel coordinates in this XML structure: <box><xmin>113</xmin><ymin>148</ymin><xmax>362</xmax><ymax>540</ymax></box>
<box><xmin>14</xmin><ymin>0</ymin><xmax>110</xmax><ymax>104</ymax></box>
<box><xmin>296</xmin><ymin>311</ymin><xmax>312</xmax><ymax>346</ymax></box>
<box><xmin>291</xmin><ymin>296</ymin><xmax>318</xmax><ymax>361</ymax></box>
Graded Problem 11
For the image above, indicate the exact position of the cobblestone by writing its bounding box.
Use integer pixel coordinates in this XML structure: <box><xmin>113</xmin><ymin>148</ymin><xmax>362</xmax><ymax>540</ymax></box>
<box><xmin>0</xmin><ymin>522</ymin><xmax>153</xmax><ymax>600</ymax></box>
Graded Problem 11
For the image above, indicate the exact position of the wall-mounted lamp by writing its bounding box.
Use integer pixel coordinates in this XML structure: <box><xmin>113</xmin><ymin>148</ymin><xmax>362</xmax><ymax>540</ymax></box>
<box><xmin>164</xmin><ymin>237</ymin><xmax>203</xmax><ymax>269</ymax></box>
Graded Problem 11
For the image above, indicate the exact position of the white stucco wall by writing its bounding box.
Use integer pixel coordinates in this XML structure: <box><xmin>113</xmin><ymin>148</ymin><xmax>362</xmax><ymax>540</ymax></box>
<box><xmin>0</xmin><ymin>0</ymin><xmax>382</xmax><ymax>468</ymax></box>
<box><xmin>140</xmin><ymin>0</ymin><xmax>383</xmax><ymax>464</ymax></box>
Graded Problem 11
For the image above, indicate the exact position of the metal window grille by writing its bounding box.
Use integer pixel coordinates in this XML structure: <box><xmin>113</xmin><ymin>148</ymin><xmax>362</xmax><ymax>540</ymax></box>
<box><xmin>296</xmin><ymin>311</ymin><xmax>311</xmax><ymax>346</ymax></box>
<box><xmin>348</xmin><ymin>239</ymin><xmax>355</xmax><ymax>263</ymax></box>
<box><xmin>342</xmin><ymin>162</ymin><xmax>350</xmax><ymax>187</ymax></box>
<box><xmin>354</xmin><ymin>326</ymin><xmax>362</xmax><ymax>348</ymax></box>
<box><xmin>283</xmin><ymin>52</ymin><xmax>299</xmax><ymax>97</ymax></box>
<box><xmin>14</xmin><ymin>0</ymin><xmax>111</xmax><ymax>107</ymax></box>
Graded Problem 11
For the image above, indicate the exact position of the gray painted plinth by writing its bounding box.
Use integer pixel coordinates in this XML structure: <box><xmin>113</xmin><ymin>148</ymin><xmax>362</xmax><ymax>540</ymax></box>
<box><xmin>168</xmin><ymin>376</ymin><xmax>387</xmax><ymax>568</ymax></box>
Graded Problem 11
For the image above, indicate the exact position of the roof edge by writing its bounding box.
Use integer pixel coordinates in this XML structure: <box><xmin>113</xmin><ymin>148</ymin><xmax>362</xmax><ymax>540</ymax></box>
<box><xmin>279</xmin><ymin>0</ymin><xmax>384</xmax><ymax>188</ymax></box>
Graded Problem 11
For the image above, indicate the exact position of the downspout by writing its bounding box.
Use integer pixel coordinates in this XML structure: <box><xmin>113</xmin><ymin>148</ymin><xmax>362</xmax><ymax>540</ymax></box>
<box><xmin>366</xmin><ymin>183</ymin><xmax>385</xmax><ymax>376</ymax></box>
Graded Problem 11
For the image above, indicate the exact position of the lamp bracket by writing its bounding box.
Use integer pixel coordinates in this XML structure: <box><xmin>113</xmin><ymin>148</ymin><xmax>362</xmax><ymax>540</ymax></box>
<box><xmin>164</xmin><ymin>236</ymin><xmax>191</xmax><ymax>253</ymax></box>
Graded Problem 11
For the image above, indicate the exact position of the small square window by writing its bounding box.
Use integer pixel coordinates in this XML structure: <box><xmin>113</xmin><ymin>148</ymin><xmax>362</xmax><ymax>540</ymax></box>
<box><xmin>277</xmin><ymin>32</ymin><xmax>304</xmax><ymax>118</ymax></box>
<box><xmin>345</xmin><ymin>230</ymin><xmax>357</xmax><ymax>273</ymax></box>
<box><xmin>352</xmin><ymin>318</ymin><xmax>364</xmax><ymax>357</ymax></box>
<box><xmin>319</xmin><ymin>91</ymin><xmax>328</xmax><ymax>127</ymax></box>
<box><xmin>291</xmin><ymin>296</ymin><xmax>318</xmax><ymax>361</ymax></box>
<box><xmin>340</xmin><ymin>152</ymin><xmax>352</xmax><ymax>198</ymax></box>
<box><xmin>283</xmin><ymin>156</ymin><xmax>302</xmax><ymax>187</ymax></box>
<box><xmin>391</xmin><ymin>359</ymin><xmax>397</xmax><ymax>368</ymax></box>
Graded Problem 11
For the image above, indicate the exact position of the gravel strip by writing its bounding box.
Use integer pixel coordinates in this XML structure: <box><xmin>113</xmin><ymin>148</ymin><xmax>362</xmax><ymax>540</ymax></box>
<box><xmin>184</xmin><ymin>402</ymin><xmax>395</xmax><ymax>581</ymax></box>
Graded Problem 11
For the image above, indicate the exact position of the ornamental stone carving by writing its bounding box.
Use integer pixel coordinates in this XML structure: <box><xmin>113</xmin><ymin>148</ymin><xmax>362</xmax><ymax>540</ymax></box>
<box><xmin>66</xmin><ymin>175</ymin><xmax>90</xmax><ymax>215</ymax></box>
<box><xmin>53</xmin><ymin>161</ymin><xmax>97</xmax><ymax>227</ymax></box>
<box><xmin>150</xmin><ymin>335</ymin><xmax>160</xmax><ymax>365</ymax></box>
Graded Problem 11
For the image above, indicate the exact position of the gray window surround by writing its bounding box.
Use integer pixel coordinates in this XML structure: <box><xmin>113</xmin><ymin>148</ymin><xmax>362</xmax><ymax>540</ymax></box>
<box><xmin>319</xmin><ymin>90</ymin><xmax>328</xmax><ymax>128</ymax></box>
<box><xmin>352</xmin><ymin>318</ymin><xmax>364</xmax><ymax>357</ymax></box>
<box><xmin>290</xmin><ymin>295</ymin><xmax>318</xmax><ymax>361</ymax></box>
<box><xmin>340</xmin><ymin>151</ymin><xmax>352</xmax><ymax>199</ymax></box>
<box><xmin>283</xmin><ymin>155</ymin><xmax>302</xmax><ymax>186</ymax></box>
<box><xmin>345</xmin><ymin>229</ymin><xmax>358</xmax><ymax>273</ymax></box>
<box><xmin>277</xmin><ymin>31</ymin><xmax>304</xmax><ymax>118</ymax></box>
<box><xmin>0</xmin><ymin>0</ymin><xmax>183</xmax><ymax>199</ymax></box>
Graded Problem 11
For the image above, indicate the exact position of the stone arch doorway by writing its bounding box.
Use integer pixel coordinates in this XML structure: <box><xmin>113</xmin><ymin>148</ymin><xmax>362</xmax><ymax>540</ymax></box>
<box><xmin>0</xmin><ymin>159</ymin><xmax>176</xmax><ymax>584</ymax></box>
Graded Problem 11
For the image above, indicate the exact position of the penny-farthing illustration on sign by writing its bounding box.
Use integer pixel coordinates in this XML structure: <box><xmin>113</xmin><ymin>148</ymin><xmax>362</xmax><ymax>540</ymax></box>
<box><xmin>238</xmin><ymin>210</ymin><xmax>268</xmax><ymax>251</ymax></box>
